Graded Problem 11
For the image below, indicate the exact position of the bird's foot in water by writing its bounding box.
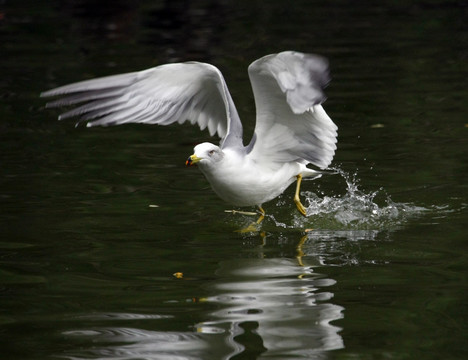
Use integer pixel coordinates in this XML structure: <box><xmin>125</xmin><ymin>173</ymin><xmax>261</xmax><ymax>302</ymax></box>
<box><xmin>294</xmin><ymin>199</ymin><xmax>307</xmax><ymax>217</ymax></box>
<box><xmin>228</xmin><ymin>207</ymin><xmax>265</xmax><ymax>233</ymax></box>
<box><xmin>236</xmin><ymin>222</ymin><xmax>261</xmax><ymax>233</ymax></box>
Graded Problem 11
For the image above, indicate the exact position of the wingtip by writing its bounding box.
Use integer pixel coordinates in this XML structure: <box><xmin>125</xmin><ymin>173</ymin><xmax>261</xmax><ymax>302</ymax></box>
<box><xmin>40</xmin><ymin>89</ymin><xmax>58</xmax><ymax>98</ymax></box>
<box><xmin>44</xmin><ymin>101</ymin><xmax>57</xmax><ymax>110</ymax></box>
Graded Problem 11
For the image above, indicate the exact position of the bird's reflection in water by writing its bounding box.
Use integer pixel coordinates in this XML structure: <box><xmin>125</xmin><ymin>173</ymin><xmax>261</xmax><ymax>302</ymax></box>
<box><xmin>195</xmin><ymin>234</ymin><xmax>344</xmax><ymax>359</ymax></box>
<box><xmin>60</xmin><ymin>233</ymin><xmax>345</xmax><ymax>360</ymax></box>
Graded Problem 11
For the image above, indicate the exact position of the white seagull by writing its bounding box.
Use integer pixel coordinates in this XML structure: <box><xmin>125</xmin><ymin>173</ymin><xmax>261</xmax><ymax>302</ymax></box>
<box><xmin>41</xmin><ymin>51</ymin><xmax>338</xmax><ymax>229</ymax></box>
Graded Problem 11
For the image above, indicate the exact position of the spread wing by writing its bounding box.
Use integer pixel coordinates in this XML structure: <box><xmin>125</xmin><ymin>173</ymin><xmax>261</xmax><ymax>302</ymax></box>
<box><xmin>247</xmin><ymin>51</ymin><xmax>337</xmax><ymax>169</ymax></box>
<box><xmin>41</xmin><ymin>62</ymin><xmax>244</xmax><ymax>149</ymax></box>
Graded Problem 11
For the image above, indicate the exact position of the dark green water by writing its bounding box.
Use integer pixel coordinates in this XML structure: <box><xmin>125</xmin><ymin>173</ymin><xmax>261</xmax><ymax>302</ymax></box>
<box><xmin>1</xmin><ymin>1</ymin><xmax>467</xmax><ymax>359</ymax></box>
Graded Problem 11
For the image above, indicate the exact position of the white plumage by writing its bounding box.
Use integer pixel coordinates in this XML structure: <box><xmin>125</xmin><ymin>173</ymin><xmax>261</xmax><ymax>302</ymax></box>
<box><xmin>42</xmin><ymin>51</ymin><xmax>338</xmax><ymax>221</ymax></box>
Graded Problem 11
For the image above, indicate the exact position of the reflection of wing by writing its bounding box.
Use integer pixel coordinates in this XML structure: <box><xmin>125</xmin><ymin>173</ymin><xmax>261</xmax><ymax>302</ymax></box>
<box><xmin>41</xmin><ymin>62</ymin><xmax>244</xmax><ymax>149</ymax></box>
<box><xmin>247</xmin><ymin>51</ymin><xmax>338</xmax><ymax>169</ymax></box>
<box><xmin>197</xmin><ymin>257</ymin><xmax>344</xmax><ymax>357</ymax></box>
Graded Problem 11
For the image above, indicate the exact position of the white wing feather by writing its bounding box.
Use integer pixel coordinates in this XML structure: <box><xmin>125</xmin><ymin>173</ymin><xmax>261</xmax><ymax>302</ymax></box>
<box><xmin>41</xmin><ymin>62</ymin><xmax>243</xmax><ymax>148</ymax></box>
<box><xmin>247</xmin><ymin>51</ymin><xmax>338</xmax><ymax>169</ymax></box>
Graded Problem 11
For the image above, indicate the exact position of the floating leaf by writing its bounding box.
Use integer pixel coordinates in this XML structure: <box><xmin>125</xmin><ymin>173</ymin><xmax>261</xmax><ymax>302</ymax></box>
<box><xmin>173</xmin><ymin>272</ymin><xmax>183</xmax><ymax>279</ymax></box>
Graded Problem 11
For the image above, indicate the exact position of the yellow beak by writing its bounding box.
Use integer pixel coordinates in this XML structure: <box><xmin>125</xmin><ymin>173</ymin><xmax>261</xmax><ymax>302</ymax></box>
<box><xmin>186</xmin><ymin>154</ymin><xmax>202</xmax><ymax>166</ymax></box>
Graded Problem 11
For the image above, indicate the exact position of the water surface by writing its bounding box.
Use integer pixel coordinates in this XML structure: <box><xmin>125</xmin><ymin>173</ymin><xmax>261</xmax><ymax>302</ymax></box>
<box><xmin>1</xmin><ymin>1</ymin><xmax>467</xmax><ymax>359</ymax></box>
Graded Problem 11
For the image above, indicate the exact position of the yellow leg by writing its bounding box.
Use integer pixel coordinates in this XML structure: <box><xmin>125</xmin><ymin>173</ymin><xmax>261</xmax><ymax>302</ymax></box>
<box><xmin>296</xmin><ymin>235</ymin><xmax>307</xmax><ymax>267</ymax></box>
<box><xmin>294</xmin><ymin>174</ymin><xmax>307</xmax><ymax>217</ymax></box>
<box><xmin>236</xmin><ymin>206</ymin><xmax>265</xmax><ymax>233</ymax></box>
<box><xmin>256</xmin><ymin>206</ymin><xmax>266</xmax><ymax>224</ymax></box>
<box><xmin>224</xmin><ymin>210</ymin><xmax>257</xmax><ymax>216</ymax></box>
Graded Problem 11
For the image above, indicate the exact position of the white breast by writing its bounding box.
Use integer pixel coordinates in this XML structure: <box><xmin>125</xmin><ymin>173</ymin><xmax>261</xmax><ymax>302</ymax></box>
<box><xmin>198</xmin><ymin>151</ymin><xmax>301</xmax><ymax>206</ymax></box>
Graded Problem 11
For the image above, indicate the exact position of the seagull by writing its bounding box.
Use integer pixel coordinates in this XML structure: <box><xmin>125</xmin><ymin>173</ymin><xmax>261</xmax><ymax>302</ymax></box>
<box><xmin>41</xmin><ymin>51</ymin><xmax>338</xmax><ymax>229</ymax></box>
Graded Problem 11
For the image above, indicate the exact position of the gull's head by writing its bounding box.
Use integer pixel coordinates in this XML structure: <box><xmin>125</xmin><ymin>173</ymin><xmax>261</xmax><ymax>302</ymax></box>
<box><xmin>186</xmin><ymin>142</ymin><xmax>224</xmax><ymax>168</ymax></box>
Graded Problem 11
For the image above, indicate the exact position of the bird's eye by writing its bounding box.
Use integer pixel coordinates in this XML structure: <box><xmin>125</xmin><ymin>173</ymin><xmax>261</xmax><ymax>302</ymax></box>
<box><xmin>208</xmin><ymin>150</ymin><xmax>215</xmax><ymax>156</ymax></box>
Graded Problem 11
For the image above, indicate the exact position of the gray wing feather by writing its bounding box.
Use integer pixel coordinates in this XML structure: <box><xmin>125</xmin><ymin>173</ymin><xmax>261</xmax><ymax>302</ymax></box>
<box><xmin>41</xmin><ymin>62</ymin><xmax>244</xmax><ymax>148</ymax></box>
<box><xmin>247</xmin><ymin>51</ymin><xmax>338</xmax><ymax>169</ymax></box>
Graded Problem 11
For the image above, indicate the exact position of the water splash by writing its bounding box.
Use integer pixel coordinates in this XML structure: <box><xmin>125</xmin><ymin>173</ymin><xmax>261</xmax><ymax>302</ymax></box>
<box><xmin>287</xmin><ymin>167</ymin><xmax>428</xmax><ymax>231</ymax></box>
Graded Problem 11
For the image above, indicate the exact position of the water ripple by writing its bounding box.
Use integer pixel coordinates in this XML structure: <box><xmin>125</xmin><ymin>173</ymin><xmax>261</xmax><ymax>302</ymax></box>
<box><xmin>62</xmin><ymin>327</ymin><xmax>209</xmax><ymax>360</ymax></box>
<box><xmin>75</xmin><ymin>312</ymin><xmax>173</xmax><ymax>321</ymax></box>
